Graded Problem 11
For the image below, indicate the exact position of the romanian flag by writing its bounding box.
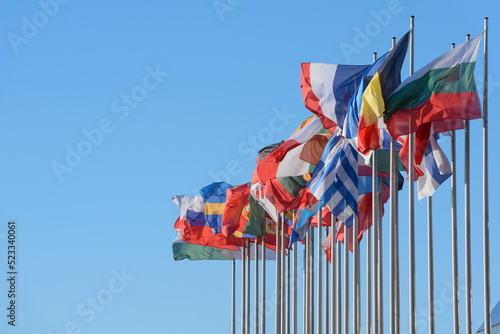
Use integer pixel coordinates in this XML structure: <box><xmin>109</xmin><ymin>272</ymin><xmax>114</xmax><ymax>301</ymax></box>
<box><xmin>357</xmin><ymin>31</ymin><xmax>410</xmax><ymax>154</ymax></box>
<box><xmin>384</xmin><ymin>33</ymin><xmax>482</xmax><ymax>174</ymax></box>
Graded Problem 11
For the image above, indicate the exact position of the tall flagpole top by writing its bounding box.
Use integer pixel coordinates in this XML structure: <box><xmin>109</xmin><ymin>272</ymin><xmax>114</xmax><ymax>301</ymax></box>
<box><xmin>451</xmin><ymin>43</ymin><xmax>455</xmax><ymax>47</ymax></box>
<box><xmin>466</xmin><ymin>34</ymin><xmax>471</xmax><ymax>39</ymax></box>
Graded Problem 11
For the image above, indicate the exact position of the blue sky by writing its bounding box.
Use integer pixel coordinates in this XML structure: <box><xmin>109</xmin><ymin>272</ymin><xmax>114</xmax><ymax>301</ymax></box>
<box><xmin>0</xmin><ymin>0</ymin><xmax>498</xmax><ymax>333</ymax></box>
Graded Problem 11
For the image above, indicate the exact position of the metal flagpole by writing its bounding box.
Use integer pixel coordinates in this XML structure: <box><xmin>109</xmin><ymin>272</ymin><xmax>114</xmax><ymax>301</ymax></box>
<box><xmin>370</xmin><ymin>51</ymin><xmax>378</xmax><ymax>334</ymax></box>
<box><xmin>337</xmin><ymin>226</ymin><xmax>342</xmax><ymax>334</ymax></box>
<box><xmin>353</xmin><ymin>216</ymin><xmax>359</xmax><ymax>334</ymax></box>
<box><xmin>293</xmin><ymin>229</ymin><xmax>298</xmax><ymax>334</ymax></box>
<box><xmin>389</xmin><ymin>35</ymin><xmax>397</xmax><ymax>334</ymax></box>
<box><xmin>318</xmin><ymin>209</ymin><xmax>323</xmax><ymax>334</ymax></box>
<box><xmin>276</xmin><ymin>214</ymin><xmax>281</xmax><ymax>334</ymax></box>
<box><xmin>282</xmin><ymin>213</ymin><xmax>286</xmax><ymax>333</ymax></box>
<box><xmin>483</xmin><ymin>16</ymin><xmax>492</xmax><ymax>334</ymax></box>
<box><xmin>408</xmin><ymin>16</ymin><xmax>416</xmax><ymax>334</ymax></box>
<box><xmin>356</xmin><ymin>221</ymin><xmax>361</xmax><ymax>333</ymax></box>
<box><xmin>368</xmin><ymin>216</ymin><xmax>372</xmax><ymax>334</ymax></box>
<box><xmin>255</xmin><ymin>237</ymin><xmax>259</xmax><ymax>334</ymax></box>
<box><xmin>344</xmin><ymin>224</ymin><xmax>350</xmax><ymax>334</ymax></box>
<box><xmin>331</xmin><ymin>215</ymin><xmax>337</xmax><ymax>334</ymax></box>
<box><xmin>262</xmin><ymin>235</ymin><xmax>266</xmax><ymax>334</ymax></box>
<box><xmin>427</xmin><ymin>197</ymin><xmax>435</xmax><ymax>334</ymax></box>
<box><xmin>464</xmin><ymin>32</ymin><xmax>473</xmax><ymax>334</ymax></box>
<box><xmin>326</xmin><ymin>226</ymin><xmax>330</xmax><ymax>334</ymax></box>
<box><xmin>242</xmin><ymin>245</ymin><xmax>246</xmax><ymax>334</ymax></box>
<box><xmin>286</xmin><ymin>237</ymin><xmax>291</xmax><ymax>334</ymax></box>
<box><xmin>378</xmin><ymin>181</ymin><xmax>384</xmax><ymax>334</ymax></box>
<box><xmin>310</xmin><ymin>225</ymin><xmax>315</xmax><ymax>334</ymax></box>
<box><xmin>304</xmin><ymin>234</ymin><xmax>308</xmax><ymax>334</ymax></box>
<box><xmin>247</xmin><ymin>239</ymin><xmax>251</xmax><ymax>334</ymax></box>
<box><xmin>450</xmin><ymin>42</ymin><xmax>460</xmax><ymax>334</ymax></box>
<box><xmin>232</xmin><ymin>259</ymin><xmax>236</xmax><ymax>334</ymax></box>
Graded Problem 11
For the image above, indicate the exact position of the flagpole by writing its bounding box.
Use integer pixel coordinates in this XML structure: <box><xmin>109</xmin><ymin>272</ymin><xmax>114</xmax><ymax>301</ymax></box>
<box><xmin>427</xmin><ymin>197</ymin><xmax>435</xmax><ymax>334</ymax></box>
<box><xmin>389</xmin><ymin>36</ymin><xmax>397</xmax><ymax>334</ymax></box>
<box><xmin>353</xmin><ymin>217</ymin><xmax>359</xmax><ymax>334</ymax></box>
<box><xmin>344</xmin><ymin>224</ymin><xmax>350</xmax><ymax>334</ymax></box>
<box><xmin>282</xmin><ymin>212</ymin><xmax>287</xmax><ymax>333</ymax></box>
<box><xmin>262</xmin><ymin>235</ymin><xmax>266</xmax><ymax>334</ymax></box>
<box><xmin>408</xmin><ymin>15</ymin><xmax>416</xmax><ymax>334</ymax></box>
<box><xmin>232</xmin><ymin>259</ymin><xmax>236</xmax><ymax>334</ymax></box>
<box><xmin>310</xmin><ymin>225</ymin><xmax>315</xmax><ymax>334</ymax></box>
<box><xmin>286</xmin><ymin>236</ymin><xmax>291</xmax><ymax>334</ymax></box>
<box><xmin>304</xmin><ymin>234</ymin><xmax>308</xmax><ymax>334</ymax></box>
<box><xmin>331</xmin><ymin>215</ymin><xmax>337</xmax><ymax>334</ymax></box>
<box><xmin>337</xmin><ymin>226</ymin><xmax>342</xmax><ymax>334</ymax></box>
<box><xmin>378</xmin><ymin>180</ymin><xmax>384</xmax><ymax>334</ymax></box>
<box><xmin>292</xmin><ymin>229</ymin><xmax>298</xmax><ymax>334</ymax></box>
<box><xmin>255</xmin><ymin>237</ymin><xmax>260</xmax><ymax>334</ymax></box>
<box><xmin>482</xmin><ymin>16</ymin><xmax>491</xmax><ymax>334</ymax></box>
<box><xmin>318</xmin><ymin>209</ymin><xmax>323</xmax><ymax>334</ymax></box>
<box><xmin>463</xmin><ymin>33</ymin><xmax>474</xmax><ymax>334</ymax></box>
<box><xmin>326</xmin><ymin>226</ymin><xmax>330</xmax><ymax>334</ymax></box>
<box><xmin>370</xmin><ymin>51</ymin><xmax>378</xmax><ymax>334</ymax></box>
<box><xmin>276</xmin><ymin>214</ymin><xmax>281</xmax><ymax>334</ymax></box>
<box><xmin>242</xmin><ymin>244</ymin><xmax>246</xmax><ymax>334</ymax></box>
<box><xmin>450</xmin><ymin>42</ymin><xmax>460</xmax><ymax>334</ymax></box>
<box><xmin>247</xmin><ymin>239</ymin><xmax>251</xmax><ymax>334</ymax></box>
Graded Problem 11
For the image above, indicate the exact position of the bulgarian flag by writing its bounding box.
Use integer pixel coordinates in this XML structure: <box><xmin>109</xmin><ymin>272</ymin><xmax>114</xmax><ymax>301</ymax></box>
<box><xmin>357</xmin><ymin>31</ymin><xmax>410</xmax><ymax>154</ymax></box>
<box><xmin>384</xmin><ymin>33</ymin><xmax>483</xmax><ymax>175</ymax></box>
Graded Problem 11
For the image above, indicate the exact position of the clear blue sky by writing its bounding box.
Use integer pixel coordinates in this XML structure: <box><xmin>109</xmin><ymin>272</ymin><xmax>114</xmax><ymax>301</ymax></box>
<box><xmin>0</xmin><ymin>0</ymin><xmax>498</xmax><ymax>333</ymax></box>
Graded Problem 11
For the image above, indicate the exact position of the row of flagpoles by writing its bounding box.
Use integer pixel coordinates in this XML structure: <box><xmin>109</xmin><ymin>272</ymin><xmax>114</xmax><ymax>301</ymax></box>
<box><xmin>173</xmin><ymin>16</ymin><xmax>491</xmax><ymax>334</ymax></box>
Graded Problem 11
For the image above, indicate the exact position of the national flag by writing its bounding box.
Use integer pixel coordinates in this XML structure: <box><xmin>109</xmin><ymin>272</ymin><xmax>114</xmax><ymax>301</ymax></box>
<box><xmin>172</xmin><ymin>226</ymin><xmax>236</xmax><ymax>261</ymax></box>
<box><xmin>356</xmin><ymin>31</ymin><xmax>410</xmax><ymax>154</ymax></box>
<box><xmin>173</xmin><ymin>227</ymin><xmax>277</xmax><ymax>261</ymax></box>
<box><xmin>221</xmin><ymin>183</ymin><xmax>251</xmax><ymax>238</ymax></box>
<box><xmin>256</xmin><ymin>116</ymin><xmax>329</xmax><ymax>184</ymax></box>
<box><xmin>301</xmin><ymin>63</ymin><xmax>370</xmax><ymax>133</ymax></box>
<box><xmin>172</xmin><ymin>195</ymin><xmax>245</xmax><ymax>248</ymax></box>
<box><xmin>417</xmin><ymin>134</ymin><xmax>452</xmax><ymax>200</ymax></box>
<box><xmin>307</xmin><ymin>134</ymin><xmax>358</xmax><ymax>227</ymax></box>
<box><xmin>384</xmin><ymin>33</ymin><xmax>483</xmax><ymax>172</ymax></box>
<box><xmin>200</xmin><ymin>182</ymin><xmax>233</xmax><ymax>234</ymax></box>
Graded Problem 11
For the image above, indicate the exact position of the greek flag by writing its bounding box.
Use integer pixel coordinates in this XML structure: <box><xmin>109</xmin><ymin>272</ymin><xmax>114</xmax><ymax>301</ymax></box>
<box><xmin>307</xmin><ymin>135</ymin><xmax>358</xmax><ymax>227</ymax></box>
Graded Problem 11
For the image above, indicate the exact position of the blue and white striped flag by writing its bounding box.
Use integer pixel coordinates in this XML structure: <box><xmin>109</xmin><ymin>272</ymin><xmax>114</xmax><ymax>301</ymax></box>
<box><xmin>417</xmin><ymin>134</ymin><xmax>452</xmax><ymax>200</ymax></box>
<box><xmin>307</xmin><ymin>135</ymin><xmax>358</xmax><ymax>227</ymax></box>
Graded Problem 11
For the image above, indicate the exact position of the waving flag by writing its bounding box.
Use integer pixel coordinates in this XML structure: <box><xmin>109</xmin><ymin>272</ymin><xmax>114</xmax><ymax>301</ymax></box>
<box><xmin>221</xmin><ymin>183</ymin><xmax>251</xmax><ymax>238</ymax></box>
<box><xmin>384</xmin><ymin>33</ymin><xmax>483</xmax><ymax>172</ymax></box>
<box><xmin>301</xmin><ymin>63</ymin><xmax>369</xmax><ymax>133</ymax></box>
<box><xmin>200</xmin><ymin>182</ymin><xmax>233</xmax><ymax>234</ymax></box>
<box><xmin>172</xmin><ymin>195</ymin><xmax>245</xmax><ymax>248</ymax></box>
<box><xmin>356</xmin><ymin>31</ymin><xmax>410</xmax><ymax>154</ymax></box>
<box><xmin>307</xmin><ymin>135</ymin><xmax>358</xmax><ymax>227</ymax></box>
<box><xmin>256</xmin><ymin>116</ymin><xmax>329</xmax><ymax>184</ymax></box>
<box><xmin>417</xmin><ymin>135</ymin><xmax>452</xmax><ymax>200</ymax></box>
